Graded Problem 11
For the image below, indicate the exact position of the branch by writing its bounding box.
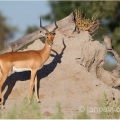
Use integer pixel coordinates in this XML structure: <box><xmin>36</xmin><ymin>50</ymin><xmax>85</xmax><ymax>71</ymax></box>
<box><xmin>0</xmin><ymin>11</ymin><xmax>100</xmax><ymax>54</ymax></box>
<box><xmin>0</xmin><ymin>30</ymin><xmax>45</xmax><ymax>54</ymax></box>
<box><xmin>96</xmin><ymin>35</ymin><xmax>120</xmax><ymax>87</ymax></box>
<box><xmin>103</xmin><ymin>35</ymin><xmax>120</xmax><ymax>71</ymax></box>
<box><xmin>0</xmin><ymin>13</ymin><xmax>75</xmax><ymax>54</ymax></box>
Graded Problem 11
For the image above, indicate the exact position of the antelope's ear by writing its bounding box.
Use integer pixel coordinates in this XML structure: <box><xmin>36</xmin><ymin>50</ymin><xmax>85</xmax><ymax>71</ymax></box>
<box><xmin>45</xmin><ymin>33</ymin><xmax>49</xmax><ymax>36</ymax></box>
<box><xmin>53</xmin><ymin>33</ymin><xmax>56</xmax><ymax>36</ymax></box>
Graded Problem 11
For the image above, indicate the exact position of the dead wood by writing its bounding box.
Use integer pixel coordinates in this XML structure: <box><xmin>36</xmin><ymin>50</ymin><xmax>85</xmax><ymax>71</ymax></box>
<box><xmin>0</xmin><ymin>11</ymin><xmax>100</xmax><ymax>54</ymax></box>
<box><xmin>0</xmin><ymin>11</ymin><xmax>120</xmax><ymax>89</ymax></box>
<box><xmin>76</xmin><ymin>32</ymin><xmax>120</xmax><ymax>88</ymax></box>
<box><xmin>0</xmin><ymin>13</ymin><xmax>75</xmax><ymax>54</ymax></box>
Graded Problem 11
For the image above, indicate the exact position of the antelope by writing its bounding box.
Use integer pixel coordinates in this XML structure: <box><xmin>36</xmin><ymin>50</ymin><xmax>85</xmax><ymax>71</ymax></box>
<box><xmin>0</xmin><ymin>17</ymin><xmax>58</xmax><ymax>108</ymax></box>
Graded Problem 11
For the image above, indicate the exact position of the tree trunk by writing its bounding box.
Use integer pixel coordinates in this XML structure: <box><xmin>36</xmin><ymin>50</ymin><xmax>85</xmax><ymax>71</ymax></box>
<box><xmin>0</xmin><ymin>12</ymin><xmax>120</xmax><ymax>88</ymax></box>
<box><xmin>0</xmin><ymin>13</ymin><xmax>75</xmax><ymax>54</ymax></box>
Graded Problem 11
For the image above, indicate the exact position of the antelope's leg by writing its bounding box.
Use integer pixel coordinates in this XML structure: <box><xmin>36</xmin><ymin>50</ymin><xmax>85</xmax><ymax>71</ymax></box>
<box><xmin>0</xmin><ymin>73</ymin><xmax>8</xmax><ymax>107</ymax></box>
<box><xmin>34</xmin><ymin>76</ymin><xmax>40</xmax><ymax>103</ymax></box>
<box><xmin>27</xmin><ymin>69</ymin><xmax>37</xmax><ymax>103</ymax></box>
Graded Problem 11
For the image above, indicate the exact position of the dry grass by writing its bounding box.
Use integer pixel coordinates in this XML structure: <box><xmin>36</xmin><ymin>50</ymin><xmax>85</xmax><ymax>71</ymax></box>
<box><xmin>74</xmin><ymin>9</ymin><xmax>100</xmax><ymax>34</ymax></box>
<box><xmin>0</xmin><ymin>93</ymin><xmax>120</xmax><ymax>119</ymax></box>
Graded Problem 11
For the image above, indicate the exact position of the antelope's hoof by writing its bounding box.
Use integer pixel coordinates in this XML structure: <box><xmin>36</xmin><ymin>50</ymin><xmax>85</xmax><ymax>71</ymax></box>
<box><xmin>37</xmin><ymin>100</ymin><xmax>41</xmax><ymax>103</ymax></box>
<box><xmin>2</xmin><ymin>105</ymin><xmax>5</xmax><ymax>109</ymax></box>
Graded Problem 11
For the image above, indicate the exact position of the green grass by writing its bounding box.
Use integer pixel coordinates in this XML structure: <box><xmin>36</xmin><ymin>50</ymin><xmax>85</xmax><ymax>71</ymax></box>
<box><xmin>20</xmin><ymin>41</ymin><xmax>35</xmax><ymax>50</ymax></box>
<box><xmin>40</xmin><ymin>37</ymin><xmax>46</xmax><ymax>43</ymax></box>
<box><xmin>74</xmin><ymin>109</ymin><xmax>91</xmax><ymax>119</ymax></box>
<box><xmin>1</xmin><ymin>97</ymin><xmax>41</xmax><ymax>119</ymax></box>
<box><xmin>0</xmin><ymin>92</ymin><xmax>120</xmax><ymax>119</ymax></box>
<box><xmin>51</xmin><ymin>102</ymin><xmax>64</xmax><ymax>119</ymax></box>
<box><xmin>97</xmin><ymin>92</ymin><xmax>120</xmax><ymax>119</ymax></box>
<box><xmin>19</xmin><ymin>37</ymin><xmax>46</xmax><ymax>51</ymax></box>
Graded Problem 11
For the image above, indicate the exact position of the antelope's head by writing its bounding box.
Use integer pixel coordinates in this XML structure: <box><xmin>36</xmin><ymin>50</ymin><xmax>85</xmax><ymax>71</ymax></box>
<box><xmin>40</xmin><ymin>17</ymin><xmax>58</xmax><ymax>47</ymax></box>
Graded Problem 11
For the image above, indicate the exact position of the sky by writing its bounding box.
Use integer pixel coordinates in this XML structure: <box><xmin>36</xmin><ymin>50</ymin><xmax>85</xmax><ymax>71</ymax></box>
<box><xmin>0</xmin><ymin>1</ymin><xmax>117</xmax><ymax>65</ymax></box>
<box><xmin>0</xmin><ymin>1</ymin><xmax>50</xmax><ymax>42</ymax></box>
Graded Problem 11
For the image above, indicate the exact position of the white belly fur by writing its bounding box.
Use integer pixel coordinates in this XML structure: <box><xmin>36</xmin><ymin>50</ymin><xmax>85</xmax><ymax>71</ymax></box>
<box><xmin>13</xmin><ymin>66</ymin><xmax>31</xmax><ymax>72</ymax></box>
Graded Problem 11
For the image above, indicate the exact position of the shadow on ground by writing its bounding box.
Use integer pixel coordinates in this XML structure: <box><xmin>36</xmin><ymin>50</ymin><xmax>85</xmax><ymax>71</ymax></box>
<box><xmin>2</xmin><ymin>39</ymin><xmax>66</xmax><ymax>106</ymax></box>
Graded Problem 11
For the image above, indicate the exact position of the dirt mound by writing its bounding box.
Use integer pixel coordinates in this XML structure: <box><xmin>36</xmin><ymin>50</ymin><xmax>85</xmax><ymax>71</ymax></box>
<box><xmin>2</xmin><ymin>31</ymin><xmax>120</xmax><ymax>118</ymax></box>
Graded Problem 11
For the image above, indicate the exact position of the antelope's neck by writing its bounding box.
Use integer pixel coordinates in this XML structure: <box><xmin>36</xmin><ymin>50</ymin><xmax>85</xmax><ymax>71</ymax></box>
<box><xmin>39</xmin><ymin>40</ymin><xmax>51</xmax><ymax>63</ymax></box>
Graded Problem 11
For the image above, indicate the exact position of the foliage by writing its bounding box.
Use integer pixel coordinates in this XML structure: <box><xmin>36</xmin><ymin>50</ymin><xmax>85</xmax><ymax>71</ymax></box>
<box><xmin>103</xmin><ymin>60</ymin><xmax>117</xmax><ymax>71</ymax></box>
<box><xmin>20</xmin><ymin>41</ymin><xmax>35</xmax><ymax>50</ymax></box>
<box><xmin>97</xmin><ymin>92</ymin><xmax>120</xmax><ymax>119</ymax></box>
<box><xmin>40</xmin><ymin>37</ymin><xmax>46</xmax><ymax>43</ymax></box>
<box><xmin>1</xmin><ymin>93</ymin><xmax>120</xmax><ymax>119</ymax></box>
<box><xmin>4</xmin><ymin>104</ymin><xmax>17</xmax><ymax>119</ymax></box>
<box><xmin>74</xmin><ymin>108</ymin><xmax>91</xmax><ymax>119</ymax></box>
<box><xmin>23</xmin><ymin>25</ymin><xmax>45</xmax><ymax>49</ymax></box>
<box><xmin>103</xmin><ymin>52</ymin><xmax>117</xmax><ymax>71</ymax></box>
<box><xmin>19</xmin><ymin>25</ymin><xmax>40</xmax><ymax>50</ymax></box>
<box><xmin>19</xmin><ymin>37</ymin><xmax>46</xmax><ymax>51</ymax></box>
<box><xmin>25</xmin><ymin>26</ymin><xmax>39</xmax><ymax>35</ymax></box>
<box><xmin>74</xmin><ymin>9</ymin><xmax>100</xmax><ymax>34</ymax></box>
<box><xmin>1</xmin><ymin>97</ymin><xmax>41</xmax><ymax>119</ymax></box>
<box><xmin>43</xmin><ymin>1</ymin><xmax>120</xmax><ymax>54</ymax></box>
<box><xmin>51</xmin><ymin>102</ymin><xmax>64</xmax><ymax>119</ymax></box>
<box><xmin>0</xmin><ymin>12</ymin><xmax>17</xmax><ymax>50</ymax></box>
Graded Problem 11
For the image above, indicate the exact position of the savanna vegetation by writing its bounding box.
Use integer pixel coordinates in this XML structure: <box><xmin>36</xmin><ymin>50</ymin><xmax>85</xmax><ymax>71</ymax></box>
<box><xmin>0</xmin><ymin>93</ymin><xmax>120</xmax><ymax>119</ymax></box>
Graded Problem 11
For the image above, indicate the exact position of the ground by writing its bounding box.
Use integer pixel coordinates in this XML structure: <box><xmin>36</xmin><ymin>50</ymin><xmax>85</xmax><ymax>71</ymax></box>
<box><xmin>1</xmin><ymin>31</ymin><xmax>120</xmax><ymax>118</ymax></box>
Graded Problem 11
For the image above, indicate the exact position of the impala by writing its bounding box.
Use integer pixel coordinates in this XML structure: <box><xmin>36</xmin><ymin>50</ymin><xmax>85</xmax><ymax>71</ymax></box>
<box><xmin>0</xmin><ymin>17</ymin><xmax>58</xmax><ymax>108</ymax></box>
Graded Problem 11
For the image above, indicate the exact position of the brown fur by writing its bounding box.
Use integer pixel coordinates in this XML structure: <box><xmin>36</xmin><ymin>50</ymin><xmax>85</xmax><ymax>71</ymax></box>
<box><xmin>0</xmin><ymin>33</ymin><xmax>56</xmax><ymax>106</ymax></box>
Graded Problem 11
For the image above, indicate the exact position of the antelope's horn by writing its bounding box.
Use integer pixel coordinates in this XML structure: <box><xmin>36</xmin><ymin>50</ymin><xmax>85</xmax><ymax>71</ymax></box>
<box><xmin>40</xmin><ymin>17</ymin><xmax>49</xmax><ymax>33</ymax></box>
<box><xmin>51</xmin><ymin>21</ymin><xmax>58</xmax><ymax>33</ymax></box>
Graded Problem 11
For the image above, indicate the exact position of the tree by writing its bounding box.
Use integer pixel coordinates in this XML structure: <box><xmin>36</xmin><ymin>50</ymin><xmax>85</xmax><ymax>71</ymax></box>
<box><xmin>25</xmin><ymin>26</ymin><xmax>39</xmax><ymax>35</ymax></box>
<box><xmin>0</xmin><ymin>12</ymin><xmax>17</xmax><ymax>50</ymax></box>
<box><xmin>43</xmin><ymin>1</ymin><xmax>120</xmax><ymax>54</ymax></box>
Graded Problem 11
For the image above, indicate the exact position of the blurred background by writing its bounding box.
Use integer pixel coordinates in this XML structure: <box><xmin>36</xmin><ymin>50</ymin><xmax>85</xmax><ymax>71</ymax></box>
<box><xmin>0</xmin><ymin>1</ymin><xmax>120</xmax><ymax>71</ymax></box>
